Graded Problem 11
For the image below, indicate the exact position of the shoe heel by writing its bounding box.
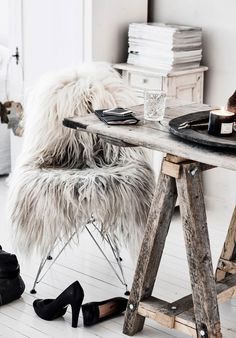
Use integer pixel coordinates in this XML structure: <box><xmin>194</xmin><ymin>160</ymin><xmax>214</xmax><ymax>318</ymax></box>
<box><xmin>71</xmin><ymin>303</ymin><xmax>80</xmax><ymax>328</ymax></box>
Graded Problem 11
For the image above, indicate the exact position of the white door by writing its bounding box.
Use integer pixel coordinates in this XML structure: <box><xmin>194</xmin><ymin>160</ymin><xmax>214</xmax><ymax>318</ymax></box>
<box><xmin>8</xmin><ymin>0</ymin><xmax>84</xmax><ymax>97</ymax></box>
<box><xmin>8</xmin><ymin>0</ymin><xmax>84</xmax><ymax>169</ymax></box>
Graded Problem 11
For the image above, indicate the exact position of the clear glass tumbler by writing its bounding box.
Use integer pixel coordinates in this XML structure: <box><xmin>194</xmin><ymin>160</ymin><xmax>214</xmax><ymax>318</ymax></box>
<box><xmin>144</xmin><ymin>89</ymin><xmax>167</xmax><ymax>121</ymax></box>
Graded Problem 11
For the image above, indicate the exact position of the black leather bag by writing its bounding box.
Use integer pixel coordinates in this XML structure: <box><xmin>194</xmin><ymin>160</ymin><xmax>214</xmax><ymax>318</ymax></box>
<box><xmin>0</xmin><ymin>246</ymin><xmax>25</xmax><ymax>305</ymax></box>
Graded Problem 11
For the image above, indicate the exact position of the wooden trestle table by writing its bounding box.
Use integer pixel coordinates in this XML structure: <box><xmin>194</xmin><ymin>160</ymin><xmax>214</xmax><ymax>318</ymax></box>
<box><xmin>64</xmin><ymin>102</ymin><xmax>236</xmax><ymax>338</ymax></box>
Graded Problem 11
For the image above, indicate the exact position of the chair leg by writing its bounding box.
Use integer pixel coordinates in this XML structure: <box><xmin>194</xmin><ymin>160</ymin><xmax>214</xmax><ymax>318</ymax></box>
<box><xmin>30</xmin><ymin>254</ymin><xmax>49</xmax><ymax>294</ymax></box>
<box><xmin>30</xmin><ymin>231</ymin><xmax>76</xmax><ymax>294</ymax></box>
<box><xmin>90</xmin><ymin>218</ymin><xmax>129</xmax><ymax>292</ymax></box>
<box><xmin>106</xmin><ymin>234</ymin><xmax>130</xmax><ymax>295</ymax></box>
<box><xmin>85</xmin><ymin>223</ymin><xmax>129</xmax><ymax>295</ymax></box>
<box><xmin>31</xmin><ymin>220</ymin><xmax>130</xmax><ymax>295</ymax></box>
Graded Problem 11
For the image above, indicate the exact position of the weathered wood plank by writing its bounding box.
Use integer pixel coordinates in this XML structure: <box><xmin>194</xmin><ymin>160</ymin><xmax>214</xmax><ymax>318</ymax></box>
<box><xmin>98</xmin><ymin>134</ymin><xmax>136</xmax><ymax>147</ymax></box>
<box><xmin>138</xmin><ymin>297</ymin><xmax>174</xmax><ymax>329</ymax></box>
<box><xmin>216</xmin><ymin>206</ymin><xmax>236</xmax><ymax>281</ymax></box>
<box><xmin>137</xmin><ymin>296</ymin><xmax>196</xmax><ymax>336</ymax></box>
<box><xmin>162</xmin><ymin>157</ymin><xmax>215</xmax><ymax>178</ymax></box>
<box><xmin>123</xmin><ymin>167</ymin><xmax>177</xmax><ymax>336</ymax></box>
<box><xmin>138</xmin><ymin>295</ymin><xmax>194</xmax><ymax>330</ymax></box>
<box><xmin>176</xmin><ymin>162</ymin><xmax>222</xmax><ymax>338</ymax></box>
<box><xmin>217</xmin><ymin>258</ymin><xmax>236</xmax><ymax>275</ymax></box>
<box><xmin>174</xmin><ymin>308</ymin><xmax>198</xmax><ymax>330</ymax></box>
<box><xmin>65</xmin><ymin>103</ymin><xmax>236</xmax><ymax>171</ymax></box>
<box><xmin>136</xmin><ymin>273</ymin><xmax>236</xmax><ymax>336</ymax></box>
<box><xmin>165</xmin><ymin>154</ymin><xmax>187</xmax><ymax>163</ymax></box>
<box><xmin>174</xmin><ymin>321</ymin><xmax>197</xmax><ymax>338</ymax></box>
<box><xmin>216</xmin><ymin>274</ymin><xmax>236</xmax><ymax>302</ymax></box>
<box><xmin>199</xmin><ymin>163</ymin><xmax>216</xmax><ymax>171</ymax></box>
<box><xmin>174</xmin><ymin>274</ymin><xmax>236</xmax><ymax>336</ymax></box>
<box><xmin>174</xmin><ymin>273</ymin><xmax>236</xmax><ymax>313</ymax></box>
<box><xmin>162</xmin><ymin>160</ymin><xmax>181</xmax><ymax>178</ymax></box>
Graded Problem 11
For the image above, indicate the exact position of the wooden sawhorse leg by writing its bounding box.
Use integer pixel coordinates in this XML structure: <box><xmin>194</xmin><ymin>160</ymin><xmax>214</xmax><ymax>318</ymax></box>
<box><xmin>216</xmin><ymin>206</ymin><xmax>236</xmax><ymax>282</ymax></box>
<box><xmin>176</xmin><ymin>161</ymin><xmax>221</xmax><ymax>338</ymax></box>
<box><xmin>123</xmin><ymin>155</ymin><xmax>223</xmax><ymax>338</ymax></box>
<box><xmin>123</xmin><ymin>167</ymin><xmax>178</xmax><ymax>334</ymax></box>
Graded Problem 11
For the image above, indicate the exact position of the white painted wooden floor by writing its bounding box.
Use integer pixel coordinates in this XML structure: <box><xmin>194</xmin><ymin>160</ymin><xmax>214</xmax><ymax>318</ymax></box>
<box><xmin>0</xmin><ymin>176</ymin><xmax>236</xmax><ymax>338</ymax></box>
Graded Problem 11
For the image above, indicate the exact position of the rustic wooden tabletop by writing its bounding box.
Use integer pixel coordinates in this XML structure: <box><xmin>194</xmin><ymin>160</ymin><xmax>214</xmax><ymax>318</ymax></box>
<box><xmin>64</xmin><ymin>102</ymin><xmax>236</xmax><ymax>171</ymax></box>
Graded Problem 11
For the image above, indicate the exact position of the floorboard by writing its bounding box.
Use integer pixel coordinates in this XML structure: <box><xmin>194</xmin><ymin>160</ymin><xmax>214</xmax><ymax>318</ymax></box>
<box><xmin>0</xmin><ymin>177</ymin><xmax>235</xmax><ymax>337</ymax></box>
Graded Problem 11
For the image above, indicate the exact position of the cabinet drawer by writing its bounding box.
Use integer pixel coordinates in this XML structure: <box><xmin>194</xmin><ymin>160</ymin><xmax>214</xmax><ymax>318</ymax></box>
<box><xmin>133</xmin><ymin>89</ymin><xmax>144</xmax><ymax>104</ymax></box>
<box><xmin>129</xmin><ymin>72</ymin><xmax>162</xmax><ymax>90</ymax></box>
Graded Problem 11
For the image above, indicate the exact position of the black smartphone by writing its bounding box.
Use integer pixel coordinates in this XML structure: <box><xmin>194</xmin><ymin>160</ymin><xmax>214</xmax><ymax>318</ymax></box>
<box><xmin>103</xmin><ymin>107</ymin><xmax>133</xmax><ymax>116</ymax></box>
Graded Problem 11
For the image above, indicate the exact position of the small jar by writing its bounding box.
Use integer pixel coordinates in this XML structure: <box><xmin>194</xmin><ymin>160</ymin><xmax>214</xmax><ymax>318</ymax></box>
<box><xmin>208</xmin><ymin>109</ymin><xmax>235</xmax><ymax>136</ymax></box>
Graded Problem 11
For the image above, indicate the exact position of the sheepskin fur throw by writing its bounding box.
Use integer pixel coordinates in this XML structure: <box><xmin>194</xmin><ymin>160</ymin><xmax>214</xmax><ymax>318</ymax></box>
<box><xmin>8</xmin><ymin>62</ymin><xmax>155</xmax><ymax>257</ymax></box>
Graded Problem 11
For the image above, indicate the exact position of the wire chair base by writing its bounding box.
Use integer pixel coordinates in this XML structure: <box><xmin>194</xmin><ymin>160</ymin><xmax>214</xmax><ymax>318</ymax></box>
<box><xmin>30</xmin><ymin>219</ymin><xmax>130</xmax><ymax>295</ymax></box>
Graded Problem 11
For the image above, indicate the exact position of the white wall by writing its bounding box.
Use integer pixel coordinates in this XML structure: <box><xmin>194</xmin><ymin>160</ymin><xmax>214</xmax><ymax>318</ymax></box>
<box><xmin>22</xmin><ymin>0</ymin><xmax>84</xmax><ymax>88</ymax></box>
<box><xmin>23</xmin><ymin>0</ymin><xmax>148</xmax><ymax>86</ymax></box>
<box><xmin>150</xmin><ymin>0</ymin><xmax>236</xmax><ymax>106</ymax></box>
<box><xmin>149</xmin><ymin>0</ymin><xmax>236</xmax><ymax>208</ymax></box>
<box><xmin>85</xmin><ymin>0</ymin><xmax>148</xmax><ymax>63</ymax></box>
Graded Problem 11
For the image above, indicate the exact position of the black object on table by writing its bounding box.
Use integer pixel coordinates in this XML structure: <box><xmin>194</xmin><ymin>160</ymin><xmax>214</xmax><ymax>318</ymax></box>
<box><xmin>169</xmin><ymin>110</ymin><xmax>236</xmax><ymax>150</ymax></box>
<box><xmin>94</xmin><ymin>109</ymin><xmax>139</xmax><ymax>125</ymax></box>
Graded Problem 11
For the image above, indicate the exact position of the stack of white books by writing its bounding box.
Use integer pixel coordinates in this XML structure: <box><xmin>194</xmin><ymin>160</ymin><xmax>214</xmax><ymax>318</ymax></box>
<box><xmin>127</xmin><ymin>23</ymin><xmax>203</xmax><ymax>74</ymax></box>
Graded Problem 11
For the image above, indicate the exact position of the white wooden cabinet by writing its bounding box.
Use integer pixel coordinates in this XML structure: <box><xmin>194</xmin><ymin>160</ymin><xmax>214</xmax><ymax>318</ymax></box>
<box><xmin>113</xmin><ymin>63</ymin><xmax>208</xmax><ymax>104</ymax></box>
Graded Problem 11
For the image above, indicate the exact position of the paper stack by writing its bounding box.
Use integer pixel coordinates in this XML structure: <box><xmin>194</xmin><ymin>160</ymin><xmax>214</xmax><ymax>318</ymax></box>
<box><xmin>127</xmin><ymin>23</ymin><xmax>203</xmax><ymax>74</ymax></box>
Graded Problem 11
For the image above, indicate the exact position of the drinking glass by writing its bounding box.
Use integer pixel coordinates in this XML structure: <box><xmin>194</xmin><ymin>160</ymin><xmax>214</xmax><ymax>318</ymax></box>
<box><xmin>144</xmin><ymin>89</ymin><xmax>166</xmax><ymax>121</ymax></box>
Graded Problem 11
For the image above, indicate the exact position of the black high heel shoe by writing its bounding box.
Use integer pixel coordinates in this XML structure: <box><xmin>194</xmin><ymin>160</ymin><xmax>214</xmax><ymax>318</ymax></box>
<box><xmin>33</xmin><ymin>281</ymin><xmax>84</xmax><ymax>328</ymax></box>
<box><xmin>82</xmin><ymin>297</ymin><xmax>127</xmax><ymax>326</ymax></box>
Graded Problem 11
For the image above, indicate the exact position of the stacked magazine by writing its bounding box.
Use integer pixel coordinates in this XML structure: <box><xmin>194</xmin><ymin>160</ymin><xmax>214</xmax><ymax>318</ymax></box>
<box><xmin>127</xmin><ymin>23</ymin><xmax>203</xmax><ymax>74</ymax></box>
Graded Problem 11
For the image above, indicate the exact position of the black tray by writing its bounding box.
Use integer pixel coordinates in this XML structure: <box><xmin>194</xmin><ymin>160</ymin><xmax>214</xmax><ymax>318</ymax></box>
<box><xmin>169</xmin><ymin>111</ymin><xmax>236</xmax><ymax>150</ymax></box>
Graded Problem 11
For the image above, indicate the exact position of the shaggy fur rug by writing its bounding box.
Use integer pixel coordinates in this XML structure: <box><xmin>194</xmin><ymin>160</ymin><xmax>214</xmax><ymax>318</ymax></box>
<box><xmin>8</xmin><ymin>63</ymin><xmax>155</xmax><ymax>257</ymax></box>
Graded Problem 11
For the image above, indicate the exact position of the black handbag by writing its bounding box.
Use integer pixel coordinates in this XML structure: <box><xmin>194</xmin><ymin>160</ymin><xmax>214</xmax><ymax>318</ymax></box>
<box><xmin>0</xmin><ymin>246</ymin><xmax>25</xmax><ymax>305</ymax></box>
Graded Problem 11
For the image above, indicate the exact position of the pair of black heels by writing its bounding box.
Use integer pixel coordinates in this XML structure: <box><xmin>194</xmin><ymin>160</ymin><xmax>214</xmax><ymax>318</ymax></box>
<box><xmin>33</xmin><ymin>281</ymin><xmax>127</xmax><ymax>328</ymax></box>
